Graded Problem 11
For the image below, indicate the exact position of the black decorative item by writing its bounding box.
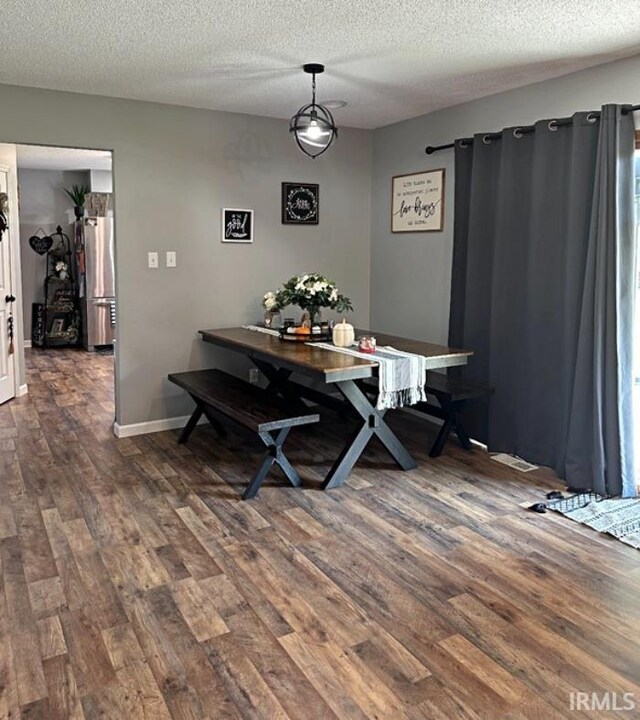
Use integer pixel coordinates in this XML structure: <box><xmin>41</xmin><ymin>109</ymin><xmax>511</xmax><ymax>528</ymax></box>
<box><xmin>281</xmin><ymin>183</ymin><xmax>319</xmax><ymax>225</ymax></box>
<box><xmin>29</xmin><ymin>229</ymin><xmax>53</xmax><ymax>256</ymax></box>
<box><xmin>289</xmin><ymin>64</ymin><xmax>337</xmax><ymax>159</ymax></box>
<box><xmin>221</xmin><ymin>208</ymin><xmax>254</xmax><ymax>243</ymax></box>
<box><xmin>0</xmin><ymin>192</ymin><xmax>7</xmax><ymax>242</ymax></box>
<box><xmin>33</xmin><ymin>225</ymin><xmax>80</xmax><ymax>349</ymax></box>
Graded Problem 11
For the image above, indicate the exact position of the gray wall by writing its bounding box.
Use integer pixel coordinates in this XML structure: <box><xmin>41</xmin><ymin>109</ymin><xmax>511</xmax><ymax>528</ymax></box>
<box><xmin>18</xmin><ymin>168</ymin><xmax>87</xmax><ymax>341</ymax></box>
<box><xmin>0</xmin><ymin>84</ymin><xmax>372</xmax><ymax>425</ymax></box>
<box><xmin>371</xmin><ymin>54</ymin><xmax>640</xmax><ymax>346</ymax></box>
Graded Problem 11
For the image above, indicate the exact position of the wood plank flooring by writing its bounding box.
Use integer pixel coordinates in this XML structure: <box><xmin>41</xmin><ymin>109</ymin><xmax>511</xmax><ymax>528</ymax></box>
<box><xmin>1</xmin><ymin>347</ymin><xmax>639</xmax><ymax>719</ymax></box>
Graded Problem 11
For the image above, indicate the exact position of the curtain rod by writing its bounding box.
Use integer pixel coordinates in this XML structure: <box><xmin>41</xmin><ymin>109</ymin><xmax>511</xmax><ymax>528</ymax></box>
<box><xmin>425</xmin><ymin>104</ymin><xmax>640</xmax><ymax>155</ymax></box>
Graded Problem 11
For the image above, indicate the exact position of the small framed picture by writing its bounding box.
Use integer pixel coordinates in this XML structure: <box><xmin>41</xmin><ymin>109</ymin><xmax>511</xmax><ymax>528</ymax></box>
<box><xmin>281</xmin><ymin>183</ymin><xmax>319</xmax><ymax>225</ymax></box>
<box><xmin>222</xmin><ymin>208</ymin><xmax>253</xmax><ymax>243</ymax></box>
<box><xmin>50</xmin><ymin>318</ymin><xmax>65</xmax><ymax>336</ymax></box>
<box><xmin>391</xmin><ymin>168</ymin><xmax>445</xmax><ymax>233</ymax></box>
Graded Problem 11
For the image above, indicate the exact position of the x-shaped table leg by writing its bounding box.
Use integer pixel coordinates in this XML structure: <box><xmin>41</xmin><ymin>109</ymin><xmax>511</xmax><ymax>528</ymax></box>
<box><xmin>243</xmin><ymin>427</ymin><xmax>302</xmax><ymax>500</ymax></box>
<box><xmin>322</xmin><ymin>379</ymin><xmax>417</xmax><ymax>490</ymax></box>
<box><xmin>252</xmin><ymin>359</ymin><xmax>308</xmax><ymax>414</ymax></box>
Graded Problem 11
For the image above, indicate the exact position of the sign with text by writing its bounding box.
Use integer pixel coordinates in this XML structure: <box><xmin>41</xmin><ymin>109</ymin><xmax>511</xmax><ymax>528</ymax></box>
<box><xmin>282</xmin><ymin>183</ymin><xmax>319</xmax><ymax>225</ymax></box>
<box><xmin>391</xmin><ymin>168</ymin><xmax>445</xmax><ymax>233</ymax></box>
<box><xmin>222</xmin><ymin>208</ymin><xmax>253</xmax><ymax>243</ymax></box>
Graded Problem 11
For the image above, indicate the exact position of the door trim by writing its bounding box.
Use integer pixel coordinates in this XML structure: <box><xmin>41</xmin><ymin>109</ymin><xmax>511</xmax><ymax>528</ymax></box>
<box><xmin>0</xmin><ymin>161</ymin><xmax>21</xmax><ymax>401</ymax></box>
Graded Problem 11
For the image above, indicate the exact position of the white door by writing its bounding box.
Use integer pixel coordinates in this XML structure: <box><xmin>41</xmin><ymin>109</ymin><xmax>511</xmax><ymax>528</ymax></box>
<box><xmin>0</xmin><ymin>168</ymin><xmax>15</xmax><ymax>404</ymax></box>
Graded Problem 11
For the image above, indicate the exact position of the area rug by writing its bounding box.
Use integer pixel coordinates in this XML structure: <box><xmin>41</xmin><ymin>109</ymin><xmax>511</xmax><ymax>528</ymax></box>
<box><xmin>546</xmin><ymin>494</ymin><xmax>640</xmax><ymax>550</ymax></box>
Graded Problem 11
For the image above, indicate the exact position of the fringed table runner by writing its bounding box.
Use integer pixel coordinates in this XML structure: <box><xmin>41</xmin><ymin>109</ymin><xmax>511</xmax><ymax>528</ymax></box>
<box><xmin>311</xmin><ymin>343</ymin><xmax>427</xmax><ymax>410</ymax></box>
<box><xmin>241</xmin><ymin>325</ymin><xmax>280</xmax><ymax>336</ymax></box>
<box><xmin>240</xmin><ymin>326</ymin><xmax>428</xmax><ymax>411</ymax></box>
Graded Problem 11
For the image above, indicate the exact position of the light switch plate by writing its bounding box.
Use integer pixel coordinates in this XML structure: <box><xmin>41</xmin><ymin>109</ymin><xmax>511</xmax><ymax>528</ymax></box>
<box><xmin>166</xmin><ymin>251</ymin><xmax>177</xmax><ymax>268</ymax></box>
<box><xmin>148</xmin><ymin>252</ymin><xmax>158</xmax><ymax>269</ymax></box>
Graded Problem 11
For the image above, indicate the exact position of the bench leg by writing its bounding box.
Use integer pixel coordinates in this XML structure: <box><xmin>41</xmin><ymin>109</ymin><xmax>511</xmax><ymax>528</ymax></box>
<box><xmin>429</xmin><ymin>399</ymin><xmax>473</xmax><ymax>457</ymax></box>
<box><xmin>243</xmin><ymin>454</ymin><xmax>276</xmax><ymax>500</ymax></box>
<box><xmin>178</xmin><ymin>399</ymin><xmax>227</xmax><ymax>444</ymax></box>
<box><xmin>178</xmin><ymin>404</ymin><xmax>204</xmax><ymax>444</ymax></box>
<box><xmin>243</xmin><ymin>428</ymin><xmax>302</xmax><ymax>500</ymax></box>
<box><xmin>200</xmin><ymin>405</ymin><xmax>227</xmax><ymax>437</ymax></box>
<box><xmin>429</xmin><ymin>417</ymin><xmax>455</xmax><ymax>457</ymax></box>
<box><xmin>454</xmin><ymin>416</ymin><xmax>473</xmax><ymax>450</ymax></box>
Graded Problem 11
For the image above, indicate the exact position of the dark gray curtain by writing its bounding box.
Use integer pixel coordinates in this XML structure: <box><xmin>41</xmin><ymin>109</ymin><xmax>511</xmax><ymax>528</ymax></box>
<box><xmin>449</xmin><ymin>105</ymin><xmax>636</xmax><ymax>497</ymax></box>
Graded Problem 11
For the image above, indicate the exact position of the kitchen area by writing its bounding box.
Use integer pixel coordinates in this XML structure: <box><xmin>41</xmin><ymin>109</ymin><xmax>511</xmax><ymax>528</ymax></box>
<box><xmin>17</xmin><ymin>145</ymin><xmax>116</xmax><ymax>354</ymax></box>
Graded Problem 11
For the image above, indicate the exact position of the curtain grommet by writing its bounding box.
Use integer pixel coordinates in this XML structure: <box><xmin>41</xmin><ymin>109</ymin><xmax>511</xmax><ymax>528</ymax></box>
<box><xmin>482</xmin><ymin>134</ymin><xmax>492</xmax><ymax>145</ymax></box>
<box><xmin>513</xmin><ymin>128</ymin><xmax>523</xmax><ymax>139</ymax></box>
<box><xmin>586</xmin><ymin>112</ymin><xmax>598</xmax><ymax>124</ymax></box>
<box><xmin>548</xmin><ymin>120</ymin><xmax>558</xmax><ymax>131</ymax></box>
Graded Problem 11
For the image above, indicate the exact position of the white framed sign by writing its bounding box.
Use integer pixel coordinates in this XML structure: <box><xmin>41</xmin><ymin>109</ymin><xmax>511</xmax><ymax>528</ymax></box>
<box><xmin>391</xmin><ymin>168</ymin><xmax>445</xmax><ymax>233</ymax></box>
<box><xmin>222</xmin><ymin>208</ymin><xmax>253</xmax><ymax>243</ymax></box>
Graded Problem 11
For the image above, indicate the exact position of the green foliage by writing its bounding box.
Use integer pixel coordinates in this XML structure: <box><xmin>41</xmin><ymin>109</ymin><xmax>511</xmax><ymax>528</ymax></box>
<box><xmin>64</xmin><ymin>184</ymin><xmax>90</xmax><ymax>207</ymax></box>
<box><xmin>263</xmin><ymin>273</ymin><xmax>353</xmax><ymax>316</ymax></box>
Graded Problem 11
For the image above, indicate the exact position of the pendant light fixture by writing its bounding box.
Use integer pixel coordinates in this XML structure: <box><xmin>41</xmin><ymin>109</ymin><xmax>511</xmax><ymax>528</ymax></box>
<box><xmin>289</xmin><ymin>63</ymin><xmax>337</xmax><ymax>159</ymax></box>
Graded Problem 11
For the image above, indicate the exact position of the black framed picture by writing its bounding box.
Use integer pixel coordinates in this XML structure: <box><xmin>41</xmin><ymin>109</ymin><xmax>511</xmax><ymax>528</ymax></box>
<box><xmin>281</xmin><ymin>183</ymin><xmax>319</xmax><ymax>225</ymax></box>
<box><xmin>222</xmin><ymin>208</ymin><xmax>253</xmax><ymax>243</ymax></box>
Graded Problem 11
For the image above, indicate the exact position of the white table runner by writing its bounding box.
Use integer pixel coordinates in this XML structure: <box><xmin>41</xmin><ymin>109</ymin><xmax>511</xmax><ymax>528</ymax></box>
<box><xmin>240</xmin><ymin>326</ymin><xmax>427</xmax><ymax>410</ymax></box>
<box><xmin>311</xmin><ymin>343</ymin><xmax>427</xmax><ymax>410</ymax></box>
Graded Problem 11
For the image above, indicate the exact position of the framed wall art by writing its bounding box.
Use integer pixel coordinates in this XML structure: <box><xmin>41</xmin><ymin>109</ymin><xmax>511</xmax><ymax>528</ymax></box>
<box><xmin>222</xmin><ymin>208</ymin><xmax>253</xmax><ymax>243</ymax></box>
<box><xmin>281</xmin><ymin>182</ymin><xmax>319</xmax><ymax>225</ymax></box>
<box><xmin>391</xmin><ymin>168</ymin><xmax>445</xmax><ymax>233</ymax></box>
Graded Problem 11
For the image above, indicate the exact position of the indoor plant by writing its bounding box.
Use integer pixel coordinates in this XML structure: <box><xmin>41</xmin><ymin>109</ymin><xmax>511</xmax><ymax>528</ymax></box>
<box><xmin>64</xmin><ymin>183</ymin><xmax>90</xmax><ymax>219</ymax></box>
<box><xmin>264</xmin><ymin>273</ymin><xmax>353</xmax><ymax>325</ymax></box>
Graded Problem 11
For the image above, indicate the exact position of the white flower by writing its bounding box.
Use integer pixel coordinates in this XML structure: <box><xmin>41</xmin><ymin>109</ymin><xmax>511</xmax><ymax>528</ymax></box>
<box><xmin>312</xmin><ymin>281</ymin><xmax>324</xmax><ymax>292</ymax></box>
<box><xmin>330</xmin><ymin>288</ymin><xmax>338</xmax><ymax>302</ymax></box>
<box><xmin>264</xmin><ymin>296</ymin><xmax>278</xmax><ymax>310</ymax></box>
<box><xmin>264</xmin><ymin>291</ymin><xmax>275</xmax><ymax>300</ymax></box>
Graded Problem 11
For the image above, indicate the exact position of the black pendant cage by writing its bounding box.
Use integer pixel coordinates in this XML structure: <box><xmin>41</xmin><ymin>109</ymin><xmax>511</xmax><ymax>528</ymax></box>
<box><xmin>289</xmin><ymin>63</ymin><xmax>338</xmax><ymax>159</ymax></box>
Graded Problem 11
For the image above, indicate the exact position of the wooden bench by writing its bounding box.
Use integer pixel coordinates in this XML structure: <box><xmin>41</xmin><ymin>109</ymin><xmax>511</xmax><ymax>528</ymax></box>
<box><xmin>359</xmin><ymin>372</ymin><xmax>493</xmax><ymax>457</ymax></box>
<box><xmin>168</xmin><ymin>369</ymin><xmax>319</xmax><ymax>499</ymax></box>
<box><xmin>417</xmin><ymin>372</ymin><xmax>493</xmax><ymax>457</ymax></box>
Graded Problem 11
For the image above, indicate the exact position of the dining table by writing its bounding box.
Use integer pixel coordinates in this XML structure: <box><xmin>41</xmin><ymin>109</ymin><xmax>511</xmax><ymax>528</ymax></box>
<box><xmin>199</xmin><ymin>327</ymin><xmax>473</xmax><ymax>489</ymax></box>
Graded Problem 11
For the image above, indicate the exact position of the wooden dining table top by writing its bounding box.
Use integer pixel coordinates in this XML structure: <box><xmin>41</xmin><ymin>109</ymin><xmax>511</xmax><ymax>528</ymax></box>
<box><xmin>199</xmin><ymin>327</ymin><xmax>473</xmax><ymax>382</ymax></box>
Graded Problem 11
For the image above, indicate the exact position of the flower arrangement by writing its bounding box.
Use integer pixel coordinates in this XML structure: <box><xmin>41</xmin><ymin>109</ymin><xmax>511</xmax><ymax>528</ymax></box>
<box><xmin>54</xmin><ymin>260</ymin><xmax>68</xmax><ymax>280</ymax></box>
<box><xmin>263</xmin><ymin>273</ymin><xmax>353</xmax><ymax>324</ymax></box>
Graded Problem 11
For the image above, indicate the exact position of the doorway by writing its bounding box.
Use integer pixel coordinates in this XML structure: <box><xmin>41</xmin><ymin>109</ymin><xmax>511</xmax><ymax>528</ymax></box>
<box><xmin>1</xmin><ymin>143</ymin><xmax>116</xmax><ymax>417</ymax></box>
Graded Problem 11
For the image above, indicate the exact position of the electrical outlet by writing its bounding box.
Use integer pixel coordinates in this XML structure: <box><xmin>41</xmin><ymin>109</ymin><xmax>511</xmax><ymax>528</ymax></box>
<box><xmin>249</xmin><ymin>368</ymin><xmax>260</xmax><ymax>385</ymax></box>
<box><xmin>148</xmin><ymin>251</ymin><xmax>158</xmax><ymax>269</ymax></box>
<box><xmin>166</xmin><ymin>251</ymin><xmax>177</xmax><ymax>268</ymax></box>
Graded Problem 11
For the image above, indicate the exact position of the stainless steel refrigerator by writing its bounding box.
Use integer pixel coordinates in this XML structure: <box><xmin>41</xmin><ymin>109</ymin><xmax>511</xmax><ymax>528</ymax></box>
<box><xmin>81</xmin><ymin>217</ymin><xmax>116</xmax><ymax>350</ymax></box>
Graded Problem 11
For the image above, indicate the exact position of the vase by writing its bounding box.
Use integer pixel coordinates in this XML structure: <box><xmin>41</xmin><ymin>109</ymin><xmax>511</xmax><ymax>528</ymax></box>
<box><xmin>263</xmin><ymin>310</ymin><xmax>280</xmax><ymax>328</ymax></box>
<box><xmin>301</xmin><ymin>308</ymin><xmax>322</xmax><ymax>327</ymax></box>
<box><xmin>74</xmin><ymin>205</ymin><xmax>85</xmax><ymax>219</ymax></box>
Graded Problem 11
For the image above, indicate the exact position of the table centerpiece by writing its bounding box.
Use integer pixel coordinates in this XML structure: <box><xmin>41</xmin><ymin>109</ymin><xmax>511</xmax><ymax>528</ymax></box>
<box><xmin>263</xmin><ymin>272</ymin><xmax>353</xmax><ymax>328</ymax></box>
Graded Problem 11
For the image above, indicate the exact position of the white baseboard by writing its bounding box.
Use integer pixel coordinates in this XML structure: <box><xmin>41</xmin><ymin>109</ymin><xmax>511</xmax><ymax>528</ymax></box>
<box><xmin>23</xmin><ymin>340</ymin><xmax>32</xmax><ymax>349</ymax></box>
<box><xmin>17</xmin><ymin>383</ymin><xmax>28</xmax><ymax>397</ymax></box>
<box><xmin>113</xmin><ymin>413</ymin><xmax>207</xmax><ymax>438</ymax></box>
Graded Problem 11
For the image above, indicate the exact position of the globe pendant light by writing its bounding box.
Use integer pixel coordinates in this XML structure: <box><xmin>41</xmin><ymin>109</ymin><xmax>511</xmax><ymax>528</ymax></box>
<box><xmin>289</xmin><ymin>63</ymin><xmax>337</xmax><ymax>159</ymax></box>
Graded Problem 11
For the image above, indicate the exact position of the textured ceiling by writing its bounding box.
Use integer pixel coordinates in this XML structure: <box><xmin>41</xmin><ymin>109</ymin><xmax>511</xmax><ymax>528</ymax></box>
<box><xmin>16</xmin><ymin>145</ymin><xmax>112</xmax><ymax>171</ymax></box>
<box><xmin>1</xmin><ymin>1</ymin><xmax>639</xmax><ymax>129</ymax></box>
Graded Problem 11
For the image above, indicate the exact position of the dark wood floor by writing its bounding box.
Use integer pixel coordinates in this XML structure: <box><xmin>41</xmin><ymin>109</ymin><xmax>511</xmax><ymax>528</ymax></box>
<box><xmin>1</xmin><ymin>348</ymin><xmax>639</xmax><ymax>719</ymax></box>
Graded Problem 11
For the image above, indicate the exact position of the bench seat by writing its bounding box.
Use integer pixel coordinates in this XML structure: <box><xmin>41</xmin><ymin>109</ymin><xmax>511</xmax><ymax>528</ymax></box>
<box><xmin>168</xmin><ymin>369</ymin><xmax>319</xmax><ymax>498</ymax></box>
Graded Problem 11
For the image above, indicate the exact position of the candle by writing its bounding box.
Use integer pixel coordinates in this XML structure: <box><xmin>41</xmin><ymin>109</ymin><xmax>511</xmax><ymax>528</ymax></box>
<box><xmin>332</xmin><ymin>319</ymin><xmax>355</xmax><ymax>348</ymax></box>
